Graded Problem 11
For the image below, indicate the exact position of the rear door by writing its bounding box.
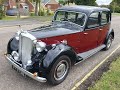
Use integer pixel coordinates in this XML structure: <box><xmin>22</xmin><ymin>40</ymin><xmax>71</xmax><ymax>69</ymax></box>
<box><xmin>98</xmin><ymin>11</ymin><xmax>111</xmax><ymax>45</ymax></box>
<box><xmin>80</xmin><ymin>12</ymin><xmax>100</xmax><ymax>51</ymax></box>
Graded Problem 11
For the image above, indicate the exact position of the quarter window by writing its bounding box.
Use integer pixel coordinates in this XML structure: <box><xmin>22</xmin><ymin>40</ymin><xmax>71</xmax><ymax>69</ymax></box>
<box><xmin>87</xmin><ymin>12</ymin><xmax>99</xmax><ymax>28</ymax></box>
<box><xmin>101</xmin><ymin>11</ymin><xmax>109</xmax><ymax>25</ymax></box>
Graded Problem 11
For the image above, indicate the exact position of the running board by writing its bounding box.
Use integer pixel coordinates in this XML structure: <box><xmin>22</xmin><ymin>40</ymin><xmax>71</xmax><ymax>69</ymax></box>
<box><xmin>77</xmin><ymin>45</ymin><xmax>106</xmax><ymax>60</ymax></box>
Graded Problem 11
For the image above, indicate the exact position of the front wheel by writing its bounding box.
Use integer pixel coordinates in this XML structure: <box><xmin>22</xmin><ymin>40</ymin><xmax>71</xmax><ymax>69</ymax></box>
<box><xmin>104</xmin><ymin>34</ymin><xmax>113</xmax><ymax>50</ymax></box>
<box><xmin>47</xmin><ymin>55</ymin><xmax>71</xmax><ymax>85</ymax></box>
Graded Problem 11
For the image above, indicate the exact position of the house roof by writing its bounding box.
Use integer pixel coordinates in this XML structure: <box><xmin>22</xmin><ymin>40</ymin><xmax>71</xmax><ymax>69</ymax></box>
<box><xmin>57</xmin><ymin>5</ymin><xmax>110</xmax><ymax>15</ymax></box>
<box><xmin>42</xmin><ymin>0</ymin><xmax>59</xmax><ymax>5</ymax></box>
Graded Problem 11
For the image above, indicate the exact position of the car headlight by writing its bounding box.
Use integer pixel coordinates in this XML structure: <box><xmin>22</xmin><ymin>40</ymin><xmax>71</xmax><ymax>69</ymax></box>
<box><xmin>12</xmin><ymin>51</ymin><xmax>19</xmax><ymax>61</ymax></box>
<box><xmin>36</xmin><ymin>42</ymin><xmax>46</xmax><ymax>52</ymax></box>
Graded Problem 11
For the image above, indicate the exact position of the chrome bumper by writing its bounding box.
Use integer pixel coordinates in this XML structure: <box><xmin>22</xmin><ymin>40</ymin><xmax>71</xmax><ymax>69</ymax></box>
<box><xmin>5</xmin><ymin>54</ymin><xmax>47</xmax><ymax>83</ymax></box>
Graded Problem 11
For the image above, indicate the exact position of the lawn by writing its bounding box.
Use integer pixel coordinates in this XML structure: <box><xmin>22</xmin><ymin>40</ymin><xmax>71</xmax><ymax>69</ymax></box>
<box><xmin>2</xmin><ymin>16</ymin><xmax>19</xmax><ymax>20</ymax></box>
<box><xmin>112</xmin><ymin>13</ymin><xmax>120</xmax><ymax>16</ymax></box>
<box><xmin>25</xmin><ymin>16</ymin><xmax>53</xmax><ymax>22</ymax></box>
<box><xmin>89</xmin><ymin>57</ymin><xmax>120</xmax><ymax>90</ymax></box>
<box><xmin>1</xmin><ymin>15</ymin><xmax>53</xmax><ymax>21</ymax></box>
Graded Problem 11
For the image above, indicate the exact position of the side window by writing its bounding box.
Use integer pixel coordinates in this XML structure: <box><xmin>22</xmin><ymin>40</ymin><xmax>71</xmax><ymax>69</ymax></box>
<box><xmin>55</xmin><ymin>11</ymin><xmax>65</xmax><ymax>21</ymax></box>
<box><xmin>74</xmin><ymin>13</ymin><xmax>86</xmax><ymax>26</ymax></box>
<box><xmin>67</xmin><ymin>12</ymin><xmax>76</xmax><ymax>23</ymax></box>
<box><xmin>101</xmin><ymin>11</ymin><xmax>109</xmax><ymax>25</ymax></box>
<box><xmin>87</xmin><ymin>12</ymin><xmax>99</xmax><ymax>28</ymax></box>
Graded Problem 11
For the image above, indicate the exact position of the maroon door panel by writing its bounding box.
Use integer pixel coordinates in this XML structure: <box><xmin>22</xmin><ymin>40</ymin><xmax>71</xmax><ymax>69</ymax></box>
<box><xmin>79</xmin><ymin>28</ymin><xmax>99</xmax><ymax>52</ymax></box>
<box><xmin>98</xmin><ymin>24</ymin><xmax>110</xmax><ymax>45</ymax></box>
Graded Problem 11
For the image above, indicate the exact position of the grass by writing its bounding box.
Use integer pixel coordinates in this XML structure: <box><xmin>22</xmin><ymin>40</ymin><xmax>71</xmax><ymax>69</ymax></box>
<box><xmin>2</xmin><ymin>16</ymin><xmax>19</xmax><ymax>20</ymax></box>
<box><xmin>23</xmin><ymin>15</ymin><xmax>53</xmax><ymax>21</ymax></box>
<box><xmin>112</xmin><ymin>13</ymin><xmax>120</xmax><ymax>16</ymax></box>
<box><xmin>89</xmin><ymin>57</ymin><xmax>120</xmax><ymax>90</ymax></box>
<box><xmin>0</xmin><ymin>15</ymin><xmax>53</xmax><ymax>21</ymax></box>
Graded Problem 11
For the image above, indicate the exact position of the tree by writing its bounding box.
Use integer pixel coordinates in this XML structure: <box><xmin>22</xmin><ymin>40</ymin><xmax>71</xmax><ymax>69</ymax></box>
<box><xmin>34</xmin><ymin>0</ymin><xmax>41</xmax><ymax>16</ymax></box>
<box><xmin>35</xmin><ymin>0</ymin><xmax>38</xmax><ymax>16</ymax></box>
<box><xmin>59</xmin><ymin>0</ymin><xmax>67</xmax><ymax>5</ymax></box>
<box><xmin>74</xmin><ymin>0</ymin><xmax>96</xmax><ymax>6</ymax></box>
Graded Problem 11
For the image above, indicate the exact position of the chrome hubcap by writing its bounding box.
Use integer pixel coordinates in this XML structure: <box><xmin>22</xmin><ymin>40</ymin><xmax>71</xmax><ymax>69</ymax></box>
<box><xmin>54</xmin><ymin>60</ymin><xmax>69</xmax><ymax>81</ymax></box>
<box><xmin>107</xmin><ymin>38</ymin><xmax>112</xmax><ymax>48</ymax></box>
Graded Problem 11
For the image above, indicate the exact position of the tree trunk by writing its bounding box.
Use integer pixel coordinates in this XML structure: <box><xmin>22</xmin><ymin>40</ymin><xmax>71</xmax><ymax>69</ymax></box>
<box><xmin>17</xmin><ymin>1</ymin><xmax>20</xmax><ymax>18</ymax></box>
<box><xmin>35</xmin><ymin>0</ymin><xmax>38</xmax><ymax>16</ymax></box>
<box><xmin>38</xmin><ymin>0</ymin><xmax>41</xmax><ymax>16</ymax></box>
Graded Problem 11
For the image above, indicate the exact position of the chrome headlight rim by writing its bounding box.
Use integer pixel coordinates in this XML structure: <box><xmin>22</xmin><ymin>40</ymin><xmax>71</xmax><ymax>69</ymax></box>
<box><xmin>35</xmin><ymin>41</ymin><xmax>46</xmax><ymax>52</ymax></box>
<box><xmin>11</xmin><ymin>51</ymin><xmax>19</xmax><ymax>61</ymax></box>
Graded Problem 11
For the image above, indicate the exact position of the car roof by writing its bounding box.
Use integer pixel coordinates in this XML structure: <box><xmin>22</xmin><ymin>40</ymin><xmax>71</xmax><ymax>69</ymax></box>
<box><xmin>57</xmin><ymin>5</ymin><xmax>110</xmax><ymax>15</ymax></box>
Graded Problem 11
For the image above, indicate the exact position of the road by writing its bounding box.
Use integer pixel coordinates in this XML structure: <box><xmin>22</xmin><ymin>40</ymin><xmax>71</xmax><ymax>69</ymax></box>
<box><xmin>0</xmin><ymin>16</ymin><xmax>120</xmax><ymax>90</ymax></box>
<box><xmin>0</xmin><ymin>18</ymin><xmax>44</xmax><ymax>27</ymax></box>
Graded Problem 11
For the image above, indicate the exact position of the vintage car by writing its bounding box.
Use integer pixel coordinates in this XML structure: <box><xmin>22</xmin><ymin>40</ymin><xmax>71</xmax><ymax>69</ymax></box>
<box><xmin>5</xmin><ymin>5</ymin><xmax>114</xmax><ymax>85</ymax></box>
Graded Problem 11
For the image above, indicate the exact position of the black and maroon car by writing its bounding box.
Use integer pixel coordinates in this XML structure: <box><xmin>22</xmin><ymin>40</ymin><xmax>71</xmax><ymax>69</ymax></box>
<box><xmin>5</xmin><ymin>5</ymin><xmax>114</xmax><ymax>85</ymax></box>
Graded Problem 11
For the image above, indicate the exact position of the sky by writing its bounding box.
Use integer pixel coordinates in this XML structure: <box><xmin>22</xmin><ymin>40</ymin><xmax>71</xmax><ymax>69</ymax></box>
<box><xmin>96</xmin><ymin>0</ymin><xmax>113</xmax><ymax>5</ymax></box>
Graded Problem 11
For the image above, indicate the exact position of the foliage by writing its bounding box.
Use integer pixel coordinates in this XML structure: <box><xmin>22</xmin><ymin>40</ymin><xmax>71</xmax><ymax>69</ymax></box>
<box><xmin>0</xmin><ymin>5</ymin><xmax>4</xmax><ymax>19</ymax></box>
<box><xmin>30</xmin><ymin>12</ymin><xmax>35</xmax><ymax>16</ymax></box>
<box><xmin>59</xmin><ymin>0</ymin><xmax>67</xmax><ymax>5</ymax></box>
<box><xmin>74</xmin><ymin>0</ymin><xmax>96</xmax><ymax>6</ymax></box>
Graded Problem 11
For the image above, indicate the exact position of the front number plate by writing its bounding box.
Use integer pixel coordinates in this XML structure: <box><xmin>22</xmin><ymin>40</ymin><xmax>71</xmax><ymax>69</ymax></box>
<box><xmin>12</xmin><ymin>65</ymin><xmax>26</xmax><ymax>77</ymax></box>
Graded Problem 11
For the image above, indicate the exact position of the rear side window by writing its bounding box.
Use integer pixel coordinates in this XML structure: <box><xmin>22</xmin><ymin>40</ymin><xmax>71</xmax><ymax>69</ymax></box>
<box><xmin>87</xmin><ymin>12</ymin><xmax>99</xmax><ymax>28</ymax></box>
<box><xmin>101</xmin><ymin>11</ymin><xmax>109</xmax><ymax>25</ymax></box>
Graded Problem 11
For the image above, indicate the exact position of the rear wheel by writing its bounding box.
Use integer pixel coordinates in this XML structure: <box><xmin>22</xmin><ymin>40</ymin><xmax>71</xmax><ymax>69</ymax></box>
<box><xmin>104</xmin><ymin>34</ymin><xmax>113</xmax><ymax>50</ymax></box>
<box><xmin>47</xmin><ymin>55</ymin><xmax>71</xmax><ymax>85</ymax></box>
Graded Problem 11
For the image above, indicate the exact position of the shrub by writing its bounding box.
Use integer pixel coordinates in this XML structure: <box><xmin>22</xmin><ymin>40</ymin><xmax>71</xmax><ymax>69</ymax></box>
<box><xmin>109</xmin><ymin>5</ymin><xmax>120</xmax><ymax>13</ymax></box>
<box><xmin>39</xmin><ymin>9</ymin><xmax>45</xmax><ymax>16</ymax></box>
<box><xmin>30</xmin><ymin>12</ymin><xmax>35</xmax><ymax>16</ymax></box>
<box><xmin>0</xmin><ymin>5</ymin><xmax>4</xmax><ymax>19</ymax></box>
<box><xmin>115</xmin><ymin>6</ymin><xmax>120</xmax><ymax>13</ymax></box>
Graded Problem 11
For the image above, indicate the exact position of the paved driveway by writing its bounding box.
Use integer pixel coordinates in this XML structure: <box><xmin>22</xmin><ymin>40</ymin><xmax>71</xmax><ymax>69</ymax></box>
<box><xmin>0</xmin><ymin>16</ymin><xmax>120</xmax><ymax>90</ymax></box>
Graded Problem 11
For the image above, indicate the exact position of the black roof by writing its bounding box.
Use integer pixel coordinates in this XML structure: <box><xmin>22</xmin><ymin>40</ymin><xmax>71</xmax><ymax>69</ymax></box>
<box><xmin>57</xmin><ymin>5</ymin><xmax>110</xmax><ymax>15</ymax></box>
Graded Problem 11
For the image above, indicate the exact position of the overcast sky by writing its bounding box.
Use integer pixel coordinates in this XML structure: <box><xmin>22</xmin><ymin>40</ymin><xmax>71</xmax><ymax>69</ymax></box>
<box><xmin>96</xmin><ymin>0</ymin><xmax>113</xmax><ymax>5</ymax></box>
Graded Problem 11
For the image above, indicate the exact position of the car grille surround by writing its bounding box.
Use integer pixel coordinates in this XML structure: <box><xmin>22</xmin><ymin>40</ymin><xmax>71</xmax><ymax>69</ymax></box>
<box><xmin>19</xmin><ymin>32</ymin><xmax>36</xmax><ymax>69</ymax></box>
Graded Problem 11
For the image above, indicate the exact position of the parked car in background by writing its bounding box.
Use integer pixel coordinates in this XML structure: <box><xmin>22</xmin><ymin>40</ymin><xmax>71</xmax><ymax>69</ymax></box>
<box><xmin>6</xmin><ymin>8</ymin><xmax>18</xmax><ymax>16</ymax></box>
<box><xmin>5</xmin><ymin>5</ymin><xmax>114</xmax><ymax>85</ymax></box>
<box><xmin>6</xmin><ymin>8</ymin><xmax>29</xmax><ymax>16</ymax></box>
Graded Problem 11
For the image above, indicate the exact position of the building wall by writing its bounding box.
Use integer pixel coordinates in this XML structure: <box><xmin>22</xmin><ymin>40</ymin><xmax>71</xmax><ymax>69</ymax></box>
<box><xmin>8</xmin><ymin>0</ymin><xmax>16</xmax><ymax>9</ymax></box>
<box><xmin>26</xmin><ymin>0</ymin><xmax>34</xmax><ymax>12</ymax></box>
<box><xmin>7</xmin><ymin>0</ymin><xmax>34</xmax><ymax>12</ymax></box>
<box><xmin>45</xmin><ymin>0</ymin><xmax>60</xmax><ymax>11</ymax></box>
<box><xmin>45</xmin><ymin>4</ymin><xmax>60</xmax><ymax>11</ymax></box>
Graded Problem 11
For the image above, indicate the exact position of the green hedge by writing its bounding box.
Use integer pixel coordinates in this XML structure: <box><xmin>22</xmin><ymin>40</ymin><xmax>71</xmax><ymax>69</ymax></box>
<box><xmin>0</xmin><ymin>5</ymin><xmax>4</xmax><ymax>19</ymax></box>
<box><xmin>109</xmin><ymin>5</ymin><xmax>120</xmax><ymax>13</ymax></box>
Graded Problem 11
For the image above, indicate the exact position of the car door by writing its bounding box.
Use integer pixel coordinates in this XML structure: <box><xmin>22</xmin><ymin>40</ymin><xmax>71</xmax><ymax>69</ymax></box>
<box><xmin>98</xmin><ymin>11</ymin><xmax>110</xmax><ymax>45</ymax></box>
<box><xmin>78</xmin><ymin>12</ymin><xmax>100</xmax><ymax>52</ymax></box>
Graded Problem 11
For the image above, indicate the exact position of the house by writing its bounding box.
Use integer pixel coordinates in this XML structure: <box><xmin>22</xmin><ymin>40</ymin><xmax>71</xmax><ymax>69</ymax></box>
<box><xmin>42</xmin><ymin>0</ymin><xmax>60</xmax><ymax>11</ymax></box>
<box><xmin>7</xmin><ymin>0</ymin><xmax>34</xmax><ymax>12</ymax></box>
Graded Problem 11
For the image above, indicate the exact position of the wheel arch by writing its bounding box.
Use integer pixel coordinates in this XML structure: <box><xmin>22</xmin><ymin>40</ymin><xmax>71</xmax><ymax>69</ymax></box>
<box><xmin>105</xmin><ymin>28</ymin><xmax>114</xmax><ymax>44</ymax></box>
<box><xmin>42</xmin><ymin>44</ymin><xmax>77</xmax><ymax>72</ymax></box>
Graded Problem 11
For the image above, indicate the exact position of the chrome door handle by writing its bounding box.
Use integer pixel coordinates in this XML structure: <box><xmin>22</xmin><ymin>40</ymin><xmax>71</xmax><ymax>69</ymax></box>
<box><xmin>84</xmin><ymin>33</ymin><xmax>88</xmax><ymax>35</ymax></box>
<box><xmin>99</xmin><ymin>29</ymin><xmax>103</xmax><ymax>31</ymax></box>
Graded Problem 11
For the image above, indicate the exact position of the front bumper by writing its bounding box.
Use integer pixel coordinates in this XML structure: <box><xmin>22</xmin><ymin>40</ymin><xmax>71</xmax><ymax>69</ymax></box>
<box><xmin>4</xmin><ymin>54</ymin><xmax>47</xmax><ymax>83</ymax></box>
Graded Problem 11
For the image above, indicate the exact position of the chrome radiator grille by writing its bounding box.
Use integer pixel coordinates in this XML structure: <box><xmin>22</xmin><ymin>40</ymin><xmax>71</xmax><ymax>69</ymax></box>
<box><xmin>19</xmin><ymin>34</ymin><xmax>33</xmax><ymax>68</ymax></box>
